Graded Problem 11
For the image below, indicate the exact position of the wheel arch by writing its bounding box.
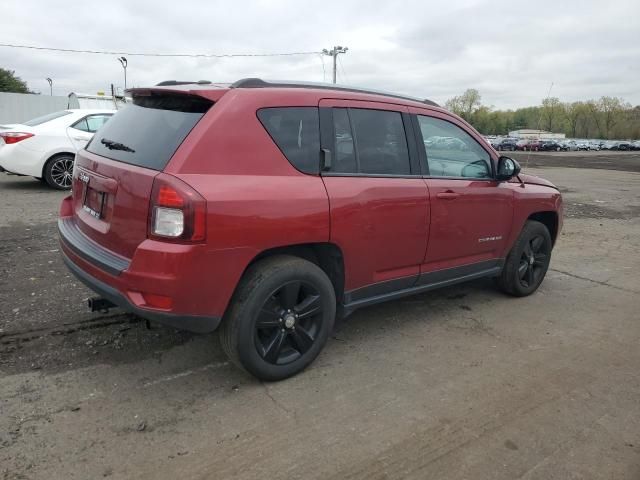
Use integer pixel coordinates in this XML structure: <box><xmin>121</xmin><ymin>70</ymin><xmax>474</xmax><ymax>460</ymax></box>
<box><xmin>41</xmin><ymin>151</ymin><xmax>76</xmax><ymax>178</ymax></box>
<box><xmin>244</xmin><ymin>242</ymin><xmax>345</xmax><ymax>304</ymax></box>
<box><xmin>527</xmin><ymin>211</ymin><xmax>559</xmax><ymax>245</ymax></box>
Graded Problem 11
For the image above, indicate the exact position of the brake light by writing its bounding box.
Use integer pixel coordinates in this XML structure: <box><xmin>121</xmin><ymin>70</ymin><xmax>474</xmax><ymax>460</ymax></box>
<box><xmin>157</xmin><ymin>185</ymin><xmax>185</xmax><ymax>208</ymax></box>
<box><xmin>0</xmin><ymin>132</ymin><xmax>34</xmax><ymax>144</ymax></box>
<box><xmin>149</xmin><ymin>174</ymin><xmax>206</xmax><ymax>242</ymax></box>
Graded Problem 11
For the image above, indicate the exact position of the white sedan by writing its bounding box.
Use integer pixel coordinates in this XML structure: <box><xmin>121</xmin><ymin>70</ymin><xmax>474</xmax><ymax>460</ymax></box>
<box><xmin>0</xmin><ymin>109</ymin><xmax>115</xmax><ymax>189</ymax></box>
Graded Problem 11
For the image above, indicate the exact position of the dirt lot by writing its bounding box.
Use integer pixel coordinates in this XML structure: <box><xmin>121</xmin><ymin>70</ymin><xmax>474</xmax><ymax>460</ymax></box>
<box><xmin>1</xmin><ymin>152</ymin><xmax>639</xmax><ymax>479</ymax></box>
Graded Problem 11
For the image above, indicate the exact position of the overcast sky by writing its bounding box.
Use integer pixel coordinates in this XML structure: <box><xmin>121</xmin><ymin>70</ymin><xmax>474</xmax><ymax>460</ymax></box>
<box><xmin>2</xmin><ymin>0</ymin><xmax>639</xmax><ymax>109</ymax></box>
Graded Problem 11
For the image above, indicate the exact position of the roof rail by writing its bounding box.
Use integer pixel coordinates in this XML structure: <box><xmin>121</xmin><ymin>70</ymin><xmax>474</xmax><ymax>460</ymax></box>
<box><xmin>156</xmin><ymin>80</ymin><xmax>212</xmax><ymax>86</ymax></box>
<box><xmin>230</xmin><ymin>78</ymin><xmax>439</xmax><ymax>107</ymax></box>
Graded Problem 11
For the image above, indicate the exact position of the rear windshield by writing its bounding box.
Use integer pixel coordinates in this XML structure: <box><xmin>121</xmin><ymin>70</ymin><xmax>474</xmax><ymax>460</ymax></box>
<box><xmin>24</xmin><ymin>110</ymin><xmax>72</xmax><ymax>126</ymax></box>
<box><xmin>86</xmin><ymin>93</ymin><xmax>212</xmax><ymax>170</ymax></box>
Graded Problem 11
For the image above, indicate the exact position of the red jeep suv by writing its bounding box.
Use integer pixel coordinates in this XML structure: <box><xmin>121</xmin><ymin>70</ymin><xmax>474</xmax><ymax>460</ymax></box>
<box><xmin>59</xmin><ymin>78</ymin><xmax>563</xmax><ymax>380</ymax></box>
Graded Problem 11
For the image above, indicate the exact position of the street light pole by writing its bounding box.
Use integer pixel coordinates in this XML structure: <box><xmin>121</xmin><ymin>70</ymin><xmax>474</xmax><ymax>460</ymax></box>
<box><xmin>45</xmin><ymin>77</ymin><xmax>52</xmax><ymax>96</ymax></box>
<box><xmin>117</xmin><ymin>56</ymin><xmax>128</xmax><ymax>90</ymax></box>
<box><xmin>322</xmin><ymin>46</ymin><xmax>348</xmax><ymax>84</ymax></box>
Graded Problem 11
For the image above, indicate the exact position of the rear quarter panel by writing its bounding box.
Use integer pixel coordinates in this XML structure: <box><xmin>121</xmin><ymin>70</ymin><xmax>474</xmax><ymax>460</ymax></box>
<box><xmin>168</xmin><ymin>89</ymin><xmax>330</xmax><ymax>316</ymax></box>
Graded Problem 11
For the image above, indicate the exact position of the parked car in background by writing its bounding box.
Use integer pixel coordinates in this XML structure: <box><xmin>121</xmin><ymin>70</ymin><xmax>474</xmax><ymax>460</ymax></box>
<box><xmin>540</xmin><ymin>140</ymin><xmax>563</xmax><ymax>152</ymax></box>
<box><xmin>524</xmin><ymin>139</ymin><xmax>542</xmax><ymax>151</ymax></box>
<box><xmin>0</xmin><ymin>109</ymin><xmax>115</xmax><ymax>189</ymax></box>
<box><xmin>631</xmin><ymin>140</ymin><xmax>640</xmax><ymax>151</ymax></box>
<box><xmin>497</xmin><ymin>138</ymin><xmax>518</xmax><ymax>151</ymax></box>
<box><xmin>515</xmin><ymin>139</ymin><xmax>530</xmax><ymax>151</ymax></box>
<box><xmin>58</xmin><ymin>78</ymin><xmax>563</xmax><ymax>380</ymax></box>
<box><xmin>489</xmin><ymin>137</ymin><xmax>503</xmax><ymax>149</ymax></box>
<box><xmin>576</xmin><ymin>140</ymin><xmax>590</xmax><ymax>151</ymax></box>
<box><xmin>588</xmin><ymin>141</ymin><xmax>601</xmax><ymax>151</ymax></box>
<box><xmin>560</xmin><ymin>140</ymin><xmax>578</xmax><ymax>151</ymax></box>
<box><xmin>611</xmin><ymin>141</ymin><xmax>631</xmax><ymax>151</ymax></box>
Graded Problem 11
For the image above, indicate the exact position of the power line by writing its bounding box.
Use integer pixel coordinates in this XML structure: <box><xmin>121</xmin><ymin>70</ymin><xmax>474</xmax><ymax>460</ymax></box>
<box><xmin>0</xmin><ymin>42</ymin><xmax>322</xmax><ymax>58</ymax></box>
<box><xmin>318</xmin><ymin>54</ymin><xmax>326</xmax><ymax>82</ymax></box>
<box><xmin>337</xmin><ymin>55</ymin><xmax>350</xmax><ymax>84</ymax></box>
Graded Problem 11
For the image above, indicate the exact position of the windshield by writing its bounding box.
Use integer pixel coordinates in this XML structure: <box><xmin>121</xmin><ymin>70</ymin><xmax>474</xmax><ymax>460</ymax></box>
<box><xmin>86</xmin><ymin>93</ymin><xmax>212</xmax><ymax>170</ymax></box>
<box><xmin>23</xmin><ymin>110</ymin><xmax>72</xmax><ymax>126</ymax></box>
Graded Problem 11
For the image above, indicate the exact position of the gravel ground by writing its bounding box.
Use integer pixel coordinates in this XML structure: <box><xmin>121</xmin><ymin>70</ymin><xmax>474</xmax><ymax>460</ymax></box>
<box><xmin>1</xmin><ymin>152</ymin><xmax>639</xmax><ymax>479</ymax></box>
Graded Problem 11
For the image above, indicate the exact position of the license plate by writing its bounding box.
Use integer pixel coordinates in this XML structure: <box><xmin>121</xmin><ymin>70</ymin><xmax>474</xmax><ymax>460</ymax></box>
<box><xmin>83</xmin><ymin>186</ymin><xmax>105</xmax><ymax>219</ymax></box>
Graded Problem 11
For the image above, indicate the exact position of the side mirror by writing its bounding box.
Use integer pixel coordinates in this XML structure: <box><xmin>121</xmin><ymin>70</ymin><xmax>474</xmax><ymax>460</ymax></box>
<box><xmin>496</xmin><ymin>156</ymin><xmax>521</xmax><ymax>181</ymax></box>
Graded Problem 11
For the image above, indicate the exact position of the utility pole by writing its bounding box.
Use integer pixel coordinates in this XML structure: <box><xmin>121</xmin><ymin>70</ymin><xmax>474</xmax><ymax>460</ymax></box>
<box><xmin>322</xmin><ymin>46</ymin><xmax>348</xmax><ymax>84</ymax></box>
<box><xmin>45</xmin><ymin>77</ymin><xmax>52</xmax><ymax>96</ymax></box>
<box><xmin>117</xmin><ymin>56</ymin><xmax>128</xmax><ymax>90</ymax></box>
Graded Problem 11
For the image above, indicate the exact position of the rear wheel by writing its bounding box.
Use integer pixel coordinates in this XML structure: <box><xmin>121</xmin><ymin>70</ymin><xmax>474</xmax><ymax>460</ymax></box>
<box><xmin>43</xmin><ymin>154</ymin><xmax>74</xmax><ymax>190</ymax></box>
<box><xmin>497</xmin><ymin>220</ymin><xmax>552</xmax><ymax>297</ymax></box>
<box><xmin>219</xmin><ymin>255</ymin><xmax>336</xmax><ymax>381</ymax></box>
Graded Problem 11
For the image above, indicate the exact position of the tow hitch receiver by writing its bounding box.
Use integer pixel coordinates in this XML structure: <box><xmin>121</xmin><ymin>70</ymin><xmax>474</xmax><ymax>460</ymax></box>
<box><xmin>88</xmin><ymin>296</ymin><xmax>116</xmax><ymax>313</ymax></box>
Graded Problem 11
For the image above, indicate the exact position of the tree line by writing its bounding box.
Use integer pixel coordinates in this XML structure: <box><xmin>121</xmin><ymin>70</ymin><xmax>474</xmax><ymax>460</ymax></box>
<box><xmin>445</xmin><ymin>89</ymin><xmax>640</xmax><ymax>140</ymax></box>
<box><xmin>0</xmin><ymin>68</ymin><xmax>31</xmax><ymax>94</ymax></box>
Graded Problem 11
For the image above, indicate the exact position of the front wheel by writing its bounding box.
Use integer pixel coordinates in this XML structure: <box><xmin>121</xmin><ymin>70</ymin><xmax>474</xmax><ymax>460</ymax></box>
<box><xmin>219</xmin><ymin>255</ymin><xmax>336</xmax><ymax>381</ymax></box>
<box><xmin>496</xmin><ymin>220</ymin><xmax>552</xmax><ymax>297</ymax></box>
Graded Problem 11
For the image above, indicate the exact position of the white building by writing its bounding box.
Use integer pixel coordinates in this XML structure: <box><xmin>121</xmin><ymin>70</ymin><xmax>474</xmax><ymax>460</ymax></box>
<box><xmin>67</xmin><ymin>93</ymin><xmax>127</xmax><ymax>110</ymax></box>
<box><xmin>509</xmin><ymin>129</ymin><xmax>565</xmax><ymax>140</ymax></box>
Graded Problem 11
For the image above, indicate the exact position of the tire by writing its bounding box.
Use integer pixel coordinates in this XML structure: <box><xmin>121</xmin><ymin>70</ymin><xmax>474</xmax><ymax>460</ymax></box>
<box><xmin>219</xmin><ymin>255</ymin><xmax>336</xmax><ymax>381</ymax></box>
<box><xmin>496</xmin><ymin>220</ymin><xmax>552</xmax><ymax>297</ymax></box>
<box><xmin>43</xmin><ymin>154</ymin><xmax>75</xmax><ymax>190</ymax></box>
<box><xmin>556</xmin><ymin>147</ymin><xmax>561</xmax><ymax>152</ymax></box>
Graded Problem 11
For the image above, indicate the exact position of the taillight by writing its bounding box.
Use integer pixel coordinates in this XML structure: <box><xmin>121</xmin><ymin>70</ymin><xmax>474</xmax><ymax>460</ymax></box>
<box><xmin>149</xmin><ymin>173</ymin><xmax>206</xmax><ymax>242</ymax></box>
<box><xmin>0</xmin><ymin>132</ymin><xmax>34</xmax><ymax>144</ymax></box>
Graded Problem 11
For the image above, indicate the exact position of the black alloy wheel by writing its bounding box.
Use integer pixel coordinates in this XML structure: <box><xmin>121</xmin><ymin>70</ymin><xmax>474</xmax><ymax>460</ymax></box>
<box><xmin>219</xmin><ymin>255</ymin><xmax>336</xmax><ymax>381</ymax></box>
<box><xmin>496</xmin><ymin>220</ymin><xmax>552</xmax><ymax>297</ymax></box>
<box><xmin>516</xmin><ymin>234</ymin><xmax>548</xmax><ymax>289</ymax></box>
<box><xmin>255</xmin><ymin>281</ymin><xmax>323</xmax><ymax>365</ymax></box>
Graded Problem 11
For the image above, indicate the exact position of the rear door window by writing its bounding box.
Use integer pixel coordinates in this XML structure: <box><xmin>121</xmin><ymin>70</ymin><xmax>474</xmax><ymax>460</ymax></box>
<box><xmin>87</xmin><ymin>93</ymin><xmax>212</xmax><ymax>170</ymax></box>
<box><xmin>350</xmin><ymin>108</ymin><xmax>410</xmax><ymax>175</ymax></box>
<box><xmin>71</xmin><ymin>115</ymin><xmax>112</xmax><ymax>133</ymax></box>
<box><xmin>71</xmin><ymin>118</ymin><xmax>90</xmax><ymax>132</ymax></box>
<box><xmin>332</xmin><ymin>108</ymin><xmax>356</xmax><ymax>173</ymax></box>
<box><xmin>86</xmin><ymin>114</ymin><xmax>112</xmax><ymax>133</ymax></box>
<box><xmin>329</xmin><ymin>108</ymin><xmax>411</xmax><ymax>176</ymax></box>
<box><xmin>257</xmin><ymin>107</ymin><xmax>320</xmax><ymax>174</ymax></box>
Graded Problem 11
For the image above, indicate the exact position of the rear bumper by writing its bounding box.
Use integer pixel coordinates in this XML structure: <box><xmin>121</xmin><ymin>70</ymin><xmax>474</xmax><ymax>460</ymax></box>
<box><xmin>62</xmin><ymin>250</ymin><xmax>221</xmax><ymax>333</ymax></box>
<box><xmin>59</xmin><ymin>217</ymin><xmax>222</xmax><ymax>333</ymax></box>
<box><xmin>0</xmin><ymin>143</ymin><xmax>45</xmax><ymax>177</ymax></box>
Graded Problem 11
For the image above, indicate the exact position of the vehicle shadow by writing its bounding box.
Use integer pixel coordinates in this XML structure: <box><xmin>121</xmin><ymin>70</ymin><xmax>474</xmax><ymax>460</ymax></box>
<box><xmin>0</xmin><ymin>175</ymin><xmax>55</xmax><ymax>191</ymax></box>
<box><xmin>0</xmin><ymin>277</ymin><xmax>503</xmax><ymax>378</ymax></box>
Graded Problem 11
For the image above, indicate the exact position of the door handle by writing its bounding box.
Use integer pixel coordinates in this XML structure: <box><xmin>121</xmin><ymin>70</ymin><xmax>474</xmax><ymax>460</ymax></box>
<box><xmin>436</xmin><ymin>191</ymin><xmax>460</xmax><ymax>200</ymax></box>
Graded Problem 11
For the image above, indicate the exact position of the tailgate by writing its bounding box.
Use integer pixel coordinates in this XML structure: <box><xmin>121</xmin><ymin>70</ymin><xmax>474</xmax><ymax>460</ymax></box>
<box><xmin>71</xmin><ymin>150</ymin><xmax>158</xmax><ymax>259</ymax></box>
<box><xmin>68</xmin><ymin>91</ymin><xmax>213</xmax><ymax>260</ymax></box>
